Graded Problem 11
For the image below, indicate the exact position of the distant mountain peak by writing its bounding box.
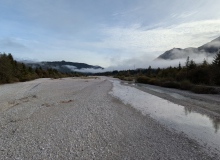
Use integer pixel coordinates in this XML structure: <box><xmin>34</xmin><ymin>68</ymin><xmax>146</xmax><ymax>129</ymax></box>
<box><xmin>156</xmin><ymin>35</ymin><xmax>220</xmax><ymax>60</ymax></box>
<box><xmin>211</xmin><ymin>36</ymin><xmax>220</xmax><ymax>42</ymax></box>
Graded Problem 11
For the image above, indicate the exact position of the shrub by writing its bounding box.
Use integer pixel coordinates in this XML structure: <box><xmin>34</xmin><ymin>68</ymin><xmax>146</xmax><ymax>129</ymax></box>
<box><xmin>152</xmin><ymin>79</ymin><xmax>162</xmax><ymax>86</ymax></box>
<box><xmin>176</xmin><ymin>70</ymin><xmax>187</xmax><ymax>81</ymax></box>
<box><xmin>148</xmin><ymin>78</ymin><xmax>156</xmax><ymax>85</ymax></box>
<box><xmin>160</xmin><ymin>81</ymin><xmax>180</xmax><ymax>89</ymax></box>
<box><xmin>180</xmin><ymin>80</ymin><xmax>193</xmax><ymax>90</ymax></box>
<box><xmin>118</xmin><ymin>76</ymin><xmax>133</xmax><ymax>81</ymax></box>
<box><xmin>191</xmin><ymin>85</ymin><xmax>218</xmax><ymax>94</ymax></box>
<box><xmin>124</xmin><ymin>77</ymin><xmax>134</xmax><ymax>81</ymax></box>
<box><xmin>136</xmin><ymin>76</ymin><xmax>150</xmax><ymax>84</ymax></box>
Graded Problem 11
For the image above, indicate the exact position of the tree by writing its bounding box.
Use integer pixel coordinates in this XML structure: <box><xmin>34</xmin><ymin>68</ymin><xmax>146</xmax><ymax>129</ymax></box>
<box><xmin>212</xmin><ymin>51</ymin><xmax>220</xmax><ymax>67</ymax></box>
<box><xmin>202</xmin><ymin>58</ymin><xmax>208</xmax><ymax>67</ymax></box>
<box><xmin>8</xmin><ymin>53</ymin><xmax>14</xmax><ymax>62</ymax></box>
<box><xmin>188</xmin><ymin>60</ymin><xmax>196</xmax><ymax>70</ymax></box>
<box><xmin>186</xmin><ymin>56</ymin><xmax>190</xmax><ymax>69</ymax></box>
<box><xmin>212</xmin><ymin>51</ymin><xmax>220</xmax><ymax>85</ymax></box>
<box><xmin>178</xmin><ymin>62</ymin><xmax>182</xmax><ymax>70</ymax></box>
<box><xmin>147</xmin><ymin>66</ymin><xmax>152</xmax><ymax>76</ymax></box>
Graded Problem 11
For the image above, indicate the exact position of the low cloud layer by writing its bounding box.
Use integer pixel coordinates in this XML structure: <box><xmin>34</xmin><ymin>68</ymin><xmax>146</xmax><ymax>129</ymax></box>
<box><xmin>98</xmin><ymin>53</ymin><xmax>215</xmax><ymax>72</ymax></box>
<box><xmin>64</xmin><ymin>65</ymin><xmax>104</xmax><ymax>73</ymax></box>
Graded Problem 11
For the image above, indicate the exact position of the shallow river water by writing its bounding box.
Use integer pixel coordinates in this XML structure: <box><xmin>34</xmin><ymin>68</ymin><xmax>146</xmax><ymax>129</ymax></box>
<box><xmin>111</xmin><ymin>80</ymin><xmax>220</xmax><ymax>154</ymax></box>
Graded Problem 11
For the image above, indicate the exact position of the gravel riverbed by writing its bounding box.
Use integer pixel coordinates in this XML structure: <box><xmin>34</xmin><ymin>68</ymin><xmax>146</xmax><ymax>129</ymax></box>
<box><xmin>0</xmin><ymin>77</ymin><xmax>218</xmax><ymax>159</ymax></box>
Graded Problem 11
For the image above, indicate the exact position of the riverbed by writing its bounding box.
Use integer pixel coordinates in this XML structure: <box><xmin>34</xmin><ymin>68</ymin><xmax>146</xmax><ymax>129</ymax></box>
<box><xmin>0</xmin><ymin>77</ymin><xmax>218</xmax><ymax>159</ymax></box>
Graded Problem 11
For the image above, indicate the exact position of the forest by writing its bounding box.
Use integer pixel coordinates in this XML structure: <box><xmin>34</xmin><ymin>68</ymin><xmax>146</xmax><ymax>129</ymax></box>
<box><xmin>1</xmin><ymin>52</ymin><xmax>220</xmax><ymax>94</ymax></box>
<box><xmin>0</xmin><ymin>53</ymin><xmax>80</xmax><ymax>84</ymax></box>
<box><xmin>96</xmin><ymin>51</ymin><xmax>220</xmax><ymax>94</ymax></box>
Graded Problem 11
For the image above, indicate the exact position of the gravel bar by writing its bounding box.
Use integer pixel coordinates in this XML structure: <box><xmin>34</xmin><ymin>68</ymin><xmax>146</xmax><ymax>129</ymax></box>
<box><xmin>0</xmin><ymin>77</ymin><xmax>217</xmax><ymax>159</ymax></box>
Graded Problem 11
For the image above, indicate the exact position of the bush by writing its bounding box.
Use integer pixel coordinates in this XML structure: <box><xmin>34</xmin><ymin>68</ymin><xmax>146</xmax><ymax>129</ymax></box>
<box><xmin>136</xmin><ymin>76</ymin><xmax>151</xmax><ymax>84</ymax></box>
<box><xmin>191</xmin><ymin>85</ymin><xmax>218</xmax><ymax>94</ymax></box>
<box><xmin>114</xmin><ymin>75</ymin><xmax>134</xmax><ymax>81</ymax></box>
<box><xmin>123</xmin><ymin>77</ymin><xmax>134</xmax><ymax>81</ymax></box>
<box><xmin>187</xmin><ymin>67</ymin><xmax>210</xmax><ymax>84</ymax></box>
<box><xmin>148</xmin><ymin>78</ymin><xmax>156</xmax><ymax>85</ymax></box>
<box><xmin>160</xmin><ymin>81</ymin><xmax>180</xmax><ymax>89</ymax></box>
<box><xmin>180</xmin><ymin>80</ymin><xmax>193</xmax><ymax>90</ymax></box>
<box><xmin>136</xmin><ymin>75</ymin><xmax>219</xmax><ymax>95</ymax></box>
<box><xmin>176</xmin><ymin>70</ymin><xmax>187</xmax><ymax>81</ymax></box>
<box><xmin>152</xmin><ymin>79</ymin><xmax>162</xmax><ymax>86</ymax></box>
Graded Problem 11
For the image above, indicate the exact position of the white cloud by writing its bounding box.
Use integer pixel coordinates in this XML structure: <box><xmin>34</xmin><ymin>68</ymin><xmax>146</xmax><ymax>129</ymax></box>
<box><xmin>80</xmin><ymin>19</ymin><xmax>219</xmax><ymax>70</ymax></box>
<box><xmin>100</xmin><ymin>19</ymin><xmax>220</xmax><ymax>52</ymax></box>
<box><xmin>36</xmin><ymin>19</ymin><xmax>220</xmax><ymax>69</ymax></box>
<box><xmin>65</xmin><ymin>65</ymin><xmax>104</xmax><ymax>73</ymax></box>
<box><xmin>1</xmin><ymin>0</ymin><xmax>220</xmax><ymax>70</ymax></box>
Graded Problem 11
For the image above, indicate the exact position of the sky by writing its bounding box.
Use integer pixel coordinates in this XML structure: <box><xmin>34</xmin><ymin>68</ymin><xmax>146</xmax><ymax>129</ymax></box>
<box><xmin>1</xmin><ymin>0</ymin><xmax>220</xmax><ymax>70</ymax></box>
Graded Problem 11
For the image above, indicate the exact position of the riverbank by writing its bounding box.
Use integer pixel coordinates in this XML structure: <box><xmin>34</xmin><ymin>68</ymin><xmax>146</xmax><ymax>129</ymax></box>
<box><xmin>0</xmin><ymin>77</ymin><xmax>218</xmax><ymax>159</ymax></box>
<box><xmin>136</xmin><ymin>76</ymin><xmax>220</xmax><ymax>94</ymax></box>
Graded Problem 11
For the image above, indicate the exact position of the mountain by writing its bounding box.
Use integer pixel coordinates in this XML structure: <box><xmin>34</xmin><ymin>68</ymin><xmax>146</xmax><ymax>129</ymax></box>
<box><xmin>25</xmin><ymin>60</ymin><xmax>104</xmax><ymax>73</ymax></box>
<box><xmin>198</xmin><ymin>36</ymin><xmax>220</xmax><ymax>53</ymax></box>
<box><xmin>156</xmin><ymin>36</ymin><xmax>220</xmax><ymax>60</ymax></box>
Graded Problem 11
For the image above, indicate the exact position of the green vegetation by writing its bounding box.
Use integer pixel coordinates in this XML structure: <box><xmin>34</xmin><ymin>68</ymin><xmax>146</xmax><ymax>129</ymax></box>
<box><xmin>96</xmin><ymin>51</ymin><xmax>220</xmax><ymax>94</ymax></box>
<box><xmin>0</xmin><ymin>53</ymin><xmax>80</xmax><ymax>84</ymax></box>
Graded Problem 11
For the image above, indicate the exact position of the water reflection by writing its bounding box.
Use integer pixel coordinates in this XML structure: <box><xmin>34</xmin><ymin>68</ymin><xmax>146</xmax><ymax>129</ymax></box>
<box><xmin>211</xmin><ymin>118</ymin><xmax>220</xmax><ymax>133</ymax></box>
<box><xmin>118</xmin><ymin>80</ymin><xmax>220</xmax><ymax>152</ymax></box>
<box><xmin>184</xmin><ymin>106</ymin><xmax>192</xmax><ymax>115</ymax></box>
<box><xmin>132</xmin><ymin>82</ymin><xmax>220</xmax><ymax>134</ymax></box>
<box><xmin>183</xmin><ymin>106</ymin><xmax>220</xmax><ymax>133</ymax></box>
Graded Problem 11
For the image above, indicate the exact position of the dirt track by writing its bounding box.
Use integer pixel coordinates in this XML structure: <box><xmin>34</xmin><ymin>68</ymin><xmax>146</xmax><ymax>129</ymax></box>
<box><xmin>0</xmin><ymin>78</ymin><xmax>217</xmax><ymax>159</ymax></box>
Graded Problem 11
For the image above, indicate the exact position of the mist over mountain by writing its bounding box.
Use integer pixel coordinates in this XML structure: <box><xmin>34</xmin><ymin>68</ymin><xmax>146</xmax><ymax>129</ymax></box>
<box><xmin>25</xmin><ymin>60</ymin><xmax>104</xmax><ymax>73</ymax></box>
<box><xmin>156</xmin><ymin>36</ymin><xmax>220</xmax><ymax>60</ymax></box>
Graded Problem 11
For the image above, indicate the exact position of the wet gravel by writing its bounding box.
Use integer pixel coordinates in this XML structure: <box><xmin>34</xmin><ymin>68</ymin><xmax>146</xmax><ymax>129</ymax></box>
<box><xmin>130</xmin><ymin>82</ymin><xmax>220</xmax><ymax>118</ymax></box>
<box><xmin>0</xmin><ymin>78</ymin><xmax>217</xmax><ymax>159</ymax></box>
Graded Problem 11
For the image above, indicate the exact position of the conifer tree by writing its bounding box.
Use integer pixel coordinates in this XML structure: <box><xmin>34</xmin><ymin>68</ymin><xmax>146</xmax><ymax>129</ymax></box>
<box><xmin>212</xmin><ymin>51</ymin><xmax>220</xmax><ymax>67</ymax></box>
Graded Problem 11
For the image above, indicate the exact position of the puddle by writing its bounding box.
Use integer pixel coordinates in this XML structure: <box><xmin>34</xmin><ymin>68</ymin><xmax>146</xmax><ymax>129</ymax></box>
<box><xmin>150</xmin><ymin>102</ymin><xmax>220</xmax><ymax>152</ymax></box>
<box><xmin>110</xmin><ymin>80</ymin><xmax>220</xmax><ymax>153</ymax></box>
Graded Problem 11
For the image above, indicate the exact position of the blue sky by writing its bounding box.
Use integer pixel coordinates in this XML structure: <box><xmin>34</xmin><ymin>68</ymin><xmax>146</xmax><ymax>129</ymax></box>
<box><xmin>1</xmin><ymin>0</ymin><xmax>220</xmax><ymax>69</ymax></box>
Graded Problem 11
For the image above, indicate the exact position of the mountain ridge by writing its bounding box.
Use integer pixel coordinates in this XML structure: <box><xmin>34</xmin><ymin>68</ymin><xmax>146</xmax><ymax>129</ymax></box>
<box><xmin>156</xmin><ymin>36</ymin><xmax>220</xmax><ymax>60</ymax></box>
<box><xmin>25</xmin><ymin>60</ymin><xmax>104</xmax><ymax>73</ymax></box>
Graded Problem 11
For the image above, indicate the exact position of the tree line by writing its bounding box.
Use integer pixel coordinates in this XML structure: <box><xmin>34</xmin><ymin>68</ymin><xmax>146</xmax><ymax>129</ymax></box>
<box><xmin>0</xmin><ymin>53</ymin><xmax>79</xmax><ymax>84</ymax></box>
<box><xmin>96</xmin><ymin>51</ymin><xmax>220</xmax><ymax>94</ymax></box>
